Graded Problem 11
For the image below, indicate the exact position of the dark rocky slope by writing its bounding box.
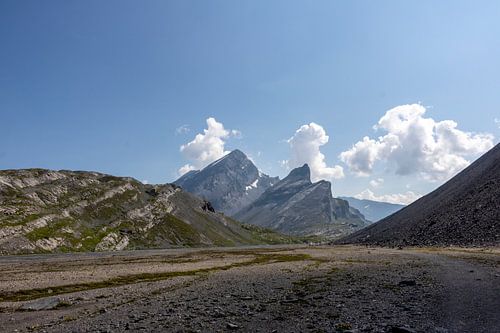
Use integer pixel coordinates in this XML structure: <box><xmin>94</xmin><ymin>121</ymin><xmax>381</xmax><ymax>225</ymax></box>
<box><xmin>0</xmin><ymin>169</ymin><xmax>297</xmax><ymax>254</ymax></box>
<box><xmin>174</xmin><ymin>150</ymin><xmax>279</xmax><ymax>216</ymax></box>
<box><xmin>235</xmin><ymin>164</ymin><xmax>367</xmax><ymax>237</ymax></box>
<box><xmin>337</xmin><ymin>143</ymin><xmax>500</xmax><ymax>246</ymax></box>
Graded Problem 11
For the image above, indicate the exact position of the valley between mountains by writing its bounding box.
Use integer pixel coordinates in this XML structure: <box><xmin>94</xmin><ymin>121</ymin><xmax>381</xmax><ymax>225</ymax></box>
<box><xmin>0</xmin><ymin>149</ymin><xmax>372</xmax><ymax>255</ymax></box>
<box><xmin>0</xmin><ymin>144</ymin><xmax>498</xmax><ymax>333</ymax></box>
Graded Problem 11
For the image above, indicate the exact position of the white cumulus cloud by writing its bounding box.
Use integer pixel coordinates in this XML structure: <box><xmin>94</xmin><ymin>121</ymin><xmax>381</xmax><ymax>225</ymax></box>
<box><xmin>178</xmin><ymin>117</ymin><xmax>238</xmax><ymax>175</ymax></box>
<box><xmin>286</xmin><ymin>123</ymin><xmax>344</xmax><ymax>182</ymax></box>
<box><xmin>354</xmin><ymin>188</ymin><xmax>421</xmax><ymax>205</ymax></box>
<box><xmin>340</xmin><ymin>104</ymin><xmax>494</xmax><ymax>181</ymax></box>
<box><xmin>369</xmin><ymin>178</ymin><xmax>384</xmax><ymax>188</ymax></box>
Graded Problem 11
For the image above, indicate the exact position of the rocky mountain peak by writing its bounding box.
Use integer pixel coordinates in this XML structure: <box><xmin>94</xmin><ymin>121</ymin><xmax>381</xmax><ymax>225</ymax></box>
<box><xmin>203</xmin><ymin>150</ymin><xmax>256</xmax><ymax>174</ymax></box>
<box><xmin>235</xmin><ymin>165</ymin><xmax>367</xmax><ymax>237</ymax></box>
<box><xmin>284</xmin><ymin>164</ymin><xmax>311</xmax><ymax>183</ymax></box>
<box><xmin>226</xmin><ymin>149</ymin><xmax>246</xmax><ymax>160</ymax></box>
<box><xmin>174</xmin><ymin>149</ymin><xmax>279</xmax><ymax>216</ymax></box>
<box><xmin>270</xmin><ymin>164</ymin><xmax>312</xmax><ymax>195</ymax></box>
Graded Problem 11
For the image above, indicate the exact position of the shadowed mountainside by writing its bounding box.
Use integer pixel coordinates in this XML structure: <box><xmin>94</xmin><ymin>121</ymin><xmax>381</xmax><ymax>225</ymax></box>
<box><xmin>235</xmin><ymin>164</ymin><xmax>367</xmax><ymax>237</ymax></box>
<box><xmin>337</xmin><ymin>143</ymin><xmax>500</xmax><ymax>246</ymax></box>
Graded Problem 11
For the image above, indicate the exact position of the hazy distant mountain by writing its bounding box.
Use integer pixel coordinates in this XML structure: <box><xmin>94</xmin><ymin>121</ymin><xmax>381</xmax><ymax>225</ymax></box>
<box><xmin>339</xmin><ymin>197</ymin><xmax>405</xmax><ymax>222</ymax></box>
<box><xmin>0</xmin><ymin>169</ymin><xmax>298</xmax><ymax>255</ymax></box>
<box><xmin>174</xmin><ymin>150</ymin><xmax>279</xmax><ymax>215</ymax></box>
<box><xmin>235</xmin><ymin>164</ymin><xmax>368</xmax><ymax>237</ymax></box>
<box><xmin>338</xmin><ymin>143</ymin><xmax>500</xmax><ymax>247</ymax></box>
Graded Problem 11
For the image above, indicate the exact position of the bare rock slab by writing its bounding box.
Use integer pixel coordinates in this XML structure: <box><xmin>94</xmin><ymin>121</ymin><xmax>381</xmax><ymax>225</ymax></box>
<box><xmin>20</xmin><ymin>297</ymin><xmax>62</xmax><ymax>311</ymax></box>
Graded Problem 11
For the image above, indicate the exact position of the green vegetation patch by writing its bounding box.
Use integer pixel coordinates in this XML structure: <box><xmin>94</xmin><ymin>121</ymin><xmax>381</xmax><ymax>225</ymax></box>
<box><xmin>75</xmin><ymin>226</ymin><xmax>111</xmax><ymax>251</ymax></box>
<box><xmin>225</xmin><ymin>216</ymin><xmax>310</xmax><ymax>245</ymax></box>
<box><xmin>140</xmin><ymin>213</ymin><xmax>202</xmax><ymax>246</ymax></box>
<box><xmin>19</xmin><ymin>214</ymin><xmax>42</xmax><ymax>225</ymax></box>
<box><xmin>25</xmin><ymin>218</ymin><xmax>73</xmax><ymax>241</ymax></box>
<box><xmin>0</xmin><ymin>252</ymin><xmax>312</xmax><ymax>302</ymax></box>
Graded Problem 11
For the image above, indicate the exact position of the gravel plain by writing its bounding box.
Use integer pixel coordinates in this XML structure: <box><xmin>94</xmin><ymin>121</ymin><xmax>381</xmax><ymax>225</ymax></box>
<box><xmin>0</xmin><ymin>245</ymin><xmax>499</xmax><ymax>333</ymax></box>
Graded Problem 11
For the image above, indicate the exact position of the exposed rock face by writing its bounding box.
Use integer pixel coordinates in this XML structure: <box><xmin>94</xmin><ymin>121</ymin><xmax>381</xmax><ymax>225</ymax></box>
<box><xmin>201</xmin><ymin>200</ymin><xmax>215</xmax><ymax>213</ymax></box>
<box><xmin>0</xmin><ymin>169</ymin><xmax>297</xmax><ymax>254</ymax></box>
<box><xmin>340</xmin><ymin>197</ymin><xmax>405</xmax><ymax>223</ymax></box>
<box><xmin>174</xmin><ymin>150</ymin><xmax>279</xmax><ymax>215</ymax></box>
<box><xmin>337</xmin><ymin>143</ymin><xmax>500</xmax><ymax>247</ymax></box>
<box><xmin>234</xmin><ymin>164</ymin><xmax>367</xmax><ymax>237</ymax></box>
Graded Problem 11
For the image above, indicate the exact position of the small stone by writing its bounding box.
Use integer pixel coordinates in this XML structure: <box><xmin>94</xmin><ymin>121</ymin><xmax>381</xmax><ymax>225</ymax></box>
<box><xmin>20</xmin><ymin>297</ymin><xmax>62</xmax><ymax>311</ymax></box>
<box><xmin>390</xmin><ymin>326</ymin><xmax>416</xmax><ymax>333</ymax></box>
<box><xmin>226</xmin><ymin>323</ymin><xmax>239</xmax><ymax>330</ymax></box>
<box><xmin>280</xmin><ymin>298</ymin><xmax>300</xmax><ymax>303</ymax></box>
<box><xmin>398</xmin><ymin>280</ymin><xmax>416</xmax><ymax>287</ymax></box>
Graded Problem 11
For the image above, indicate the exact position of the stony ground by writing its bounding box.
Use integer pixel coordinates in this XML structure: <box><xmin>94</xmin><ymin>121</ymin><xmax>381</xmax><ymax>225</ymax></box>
<box><xmin>0</xmin><ymin>245</ymin><xmax>499</xmax><ymax>333</ymax></box>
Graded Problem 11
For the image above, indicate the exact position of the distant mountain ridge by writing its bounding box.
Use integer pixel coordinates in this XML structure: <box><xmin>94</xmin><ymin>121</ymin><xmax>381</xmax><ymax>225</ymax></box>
<box><xmin>0</xmin><ymin>169</ymin><xmax>298</xmax><ymax>255</ymax></box>
<box><xmin>340</xmin><ymin>197</ymin><xmax>405</xmax><ymax>222</ymax></box>
<box><xmin>174</xmin><ymin>150</ymin><xmax>279</xmax><ymax>215</ymax></box>
<box><xmin>235</xmin><ymin>164</ymin><xmax>368</xmax><ymax>237</ymax></box>
<box><xmin>337</xmin><ymin>143</ymin><xmax>500</xmax><ymax>247</ymax></box>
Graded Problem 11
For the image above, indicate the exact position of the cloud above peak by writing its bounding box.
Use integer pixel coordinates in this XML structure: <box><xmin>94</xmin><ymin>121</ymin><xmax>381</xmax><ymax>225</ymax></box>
<box><xmin>340</xmin><ymin>104</ymin><xmax>494</xmax><ymax>181</ymax></box>
<box><xmin>178</xmin><ymin>117</ymin><xmax>239</xmax><ymax>175</ymax></box>
<box><xmin>286</xmin><ymin>122</ymin><xmax>344</xmax><ymax>182</ymax></box>
<box><xmin>354</xmin><ymin>188</ymin><xmax>421</xmax><ymax>205</ymax></box>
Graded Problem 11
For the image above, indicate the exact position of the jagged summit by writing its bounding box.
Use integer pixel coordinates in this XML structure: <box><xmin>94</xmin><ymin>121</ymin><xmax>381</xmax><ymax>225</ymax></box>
<box><xmin>234</xmin><ymin>165</ymin><xmax>367</xmax><ymax>237</ymax></box>
<box><xmin>204</xmin><ymin>149</ymin><xmax>247</xmax><ymax>169</ymax></box>
<box><xmin>174</xmin><ymin>150</ymin><xmax>279</xmax><ymax>215</ymax></box>
<box><xmin>270</xmin><ymin>164</ymin><xmax>311</xmax><ymax>195</ymax></box>
<box><xmin>282</xmin><ymin>164</ymin><xmax>311</xmax><ymax>183</ymax></box>
<box><xmin>227</xmin><ymin>149</ymin><xmax>246</xmax><ymax>159</ymax></box>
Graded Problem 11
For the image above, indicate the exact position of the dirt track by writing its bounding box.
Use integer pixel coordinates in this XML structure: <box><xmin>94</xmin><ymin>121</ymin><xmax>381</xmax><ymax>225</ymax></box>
<box><xmin>0</xmin><ymin>246</ymin><xmax>498</xmax><ymax>333</ymax></box>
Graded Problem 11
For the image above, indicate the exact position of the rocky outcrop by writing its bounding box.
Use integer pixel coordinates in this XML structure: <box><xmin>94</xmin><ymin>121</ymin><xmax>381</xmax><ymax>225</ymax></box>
<box><xmin>234</xmin><ymin>164</ymin><xmax>367</xmax><ymax>237</ymax></box>
<box><xmin>337</xmin><ymin>143</ymin><xmax>500</xmax><ymax>247</ymax></box>
<box><xmin>201</xmin><ymin>200</ymin><xmax>215</xmax><ymax>213</ymax></box>
<box><xmin>174</xmin><ymin>150</ymin><xmax>279</xmax><ymax>216</ymax></box>
<box><xmin>0</xmin><ymin>169</ymin><xmax>298</xmax><ymax>254</ymax></box>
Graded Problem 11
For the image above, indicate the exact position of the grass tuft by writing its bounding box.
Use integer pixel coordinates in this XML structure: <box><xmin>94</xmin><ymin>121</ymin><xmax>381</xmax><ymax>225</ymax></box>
<box><xmin>0</xmin><ymin>252</ymin><xmax>312</xmax><ymax>302</ymax></box>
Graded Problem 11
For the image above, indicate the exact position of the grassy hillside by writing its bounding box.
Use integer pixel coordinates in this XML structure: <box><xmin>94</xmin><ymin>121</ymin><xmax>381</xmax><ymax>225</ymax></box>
<box><xmin>0</xmin><ymin>169</ymin><xmax>300</xmax><ymax>255</ymax></box>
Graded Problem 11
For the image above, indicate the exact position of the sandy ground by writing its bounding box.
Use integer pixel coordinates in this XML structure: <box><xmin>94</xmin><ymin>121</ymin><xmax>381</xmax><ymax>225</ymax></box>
<box><xmin>0</xmin><ymin>245</ymin><xmax>499</xmax><ymax>333</ymax></box>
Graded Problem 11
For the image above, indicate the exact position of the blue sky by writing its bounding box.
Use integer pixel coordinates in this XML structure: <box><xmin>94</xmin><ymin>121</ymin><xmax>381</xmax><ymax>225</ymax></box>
<box><xmin>1</xmin><ymin>1</ymin><xmax>499</xmax><ymax>203</ymax></box>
